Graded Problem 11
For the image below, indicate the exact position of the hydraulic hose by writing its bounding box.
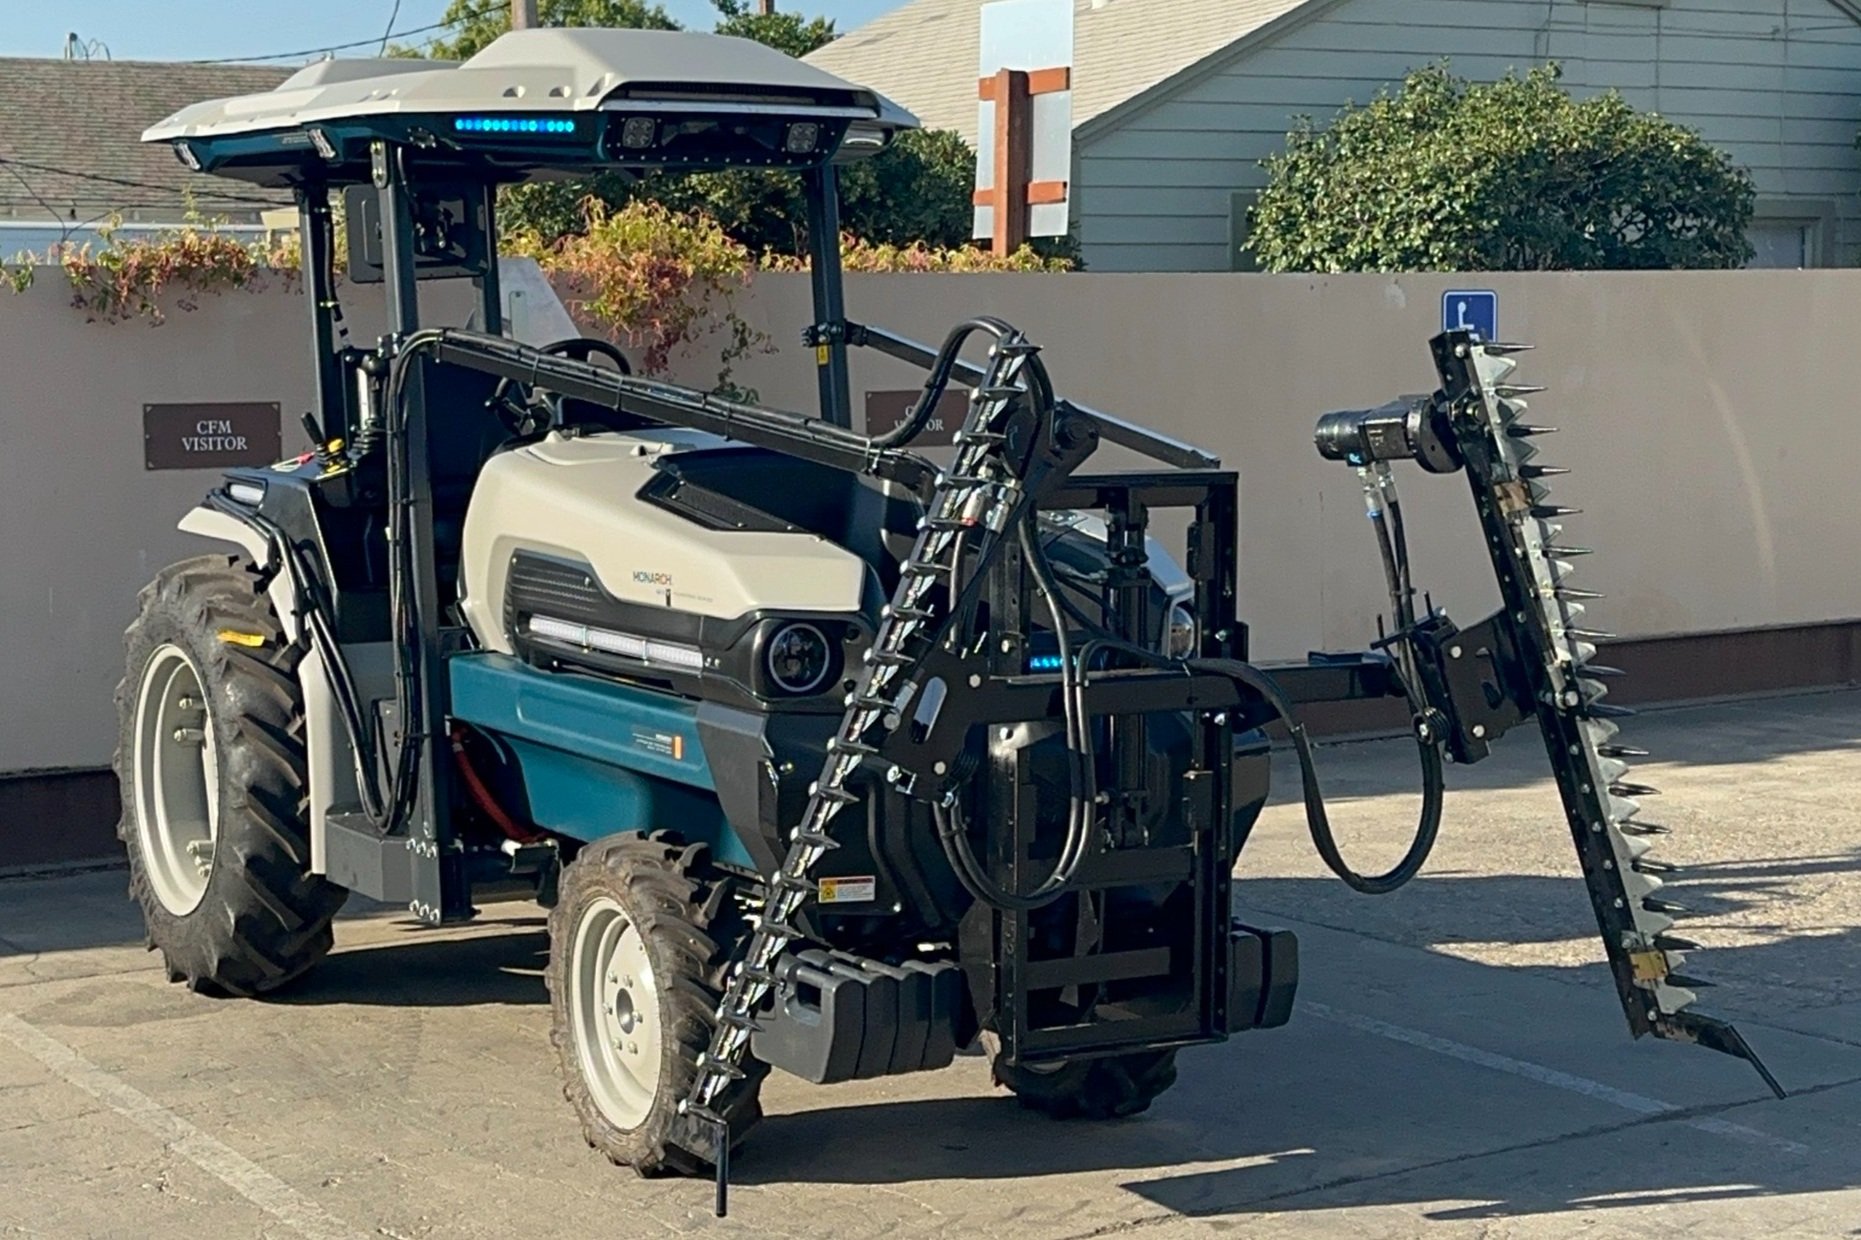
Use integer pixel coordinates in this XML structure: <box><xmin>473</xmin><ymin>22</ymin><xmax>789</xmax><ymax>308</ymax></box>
<box><xmin>1190</xmin><ymin>656</ymin><xmax>1445</xmax><ymax>895</ymax></box>
<box><xmin>870</xmin><ymin>315</ymin><xmax>1042</xmax><ymax>450</ymax></box>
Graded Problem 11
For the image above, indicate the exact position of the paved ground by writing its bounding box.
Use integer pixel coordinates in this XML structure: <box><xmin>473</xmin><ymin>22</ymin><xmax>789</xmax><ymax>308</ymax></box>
<box><xmin>2</xmin><ymin>690</ymin><xmax>1857</xmax><ymax>1239</ymax></box>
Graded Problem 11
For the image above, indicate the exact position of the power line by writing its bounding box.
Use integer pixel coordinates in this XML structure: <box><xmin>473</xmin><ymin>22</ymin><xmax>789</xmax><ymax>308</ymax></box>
<box><xmin>0</xmin><ymin>154</ymin><xmax>286</xmax><ymax>209</ymax></box>
<box><xmin>380</xmin><ymin>0</ymin><xmax>406</xmax><ymax>56</ymax></box>
<box><xmin>195</xmin><ymin>4</ymin><xmax>503</xmax><ymax>64</ymax></box>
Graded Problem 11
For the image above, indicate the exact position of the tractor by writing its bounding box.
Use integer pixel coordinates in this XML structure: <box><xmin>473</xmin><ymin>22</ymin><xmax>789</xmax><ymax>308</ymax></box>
<box><xmin>121</xmin><ymin>28</ymin><xmax>1776</xmax><ymax>1212</ymax></box>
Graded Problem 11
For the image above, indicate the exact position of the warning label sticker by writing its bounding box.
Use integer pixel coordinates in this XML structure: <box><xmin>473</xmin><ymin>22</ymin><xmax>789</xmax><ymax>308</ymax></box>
<box><xmin>817</xmin><ymin>876</ymin><xmax>878</xmax><ymax>905</ymax></box>
<box><xmin>631</xmin><ymin>729</ymin><xmax>685</xmax><ymax>761</ymax></box>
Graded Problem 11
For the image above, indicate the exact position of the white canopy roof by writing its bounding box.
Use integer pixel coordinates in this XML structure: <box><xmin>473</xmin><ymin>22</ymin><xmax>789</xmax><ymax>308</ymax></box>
<box><xmin>144</xmin><ymin>28</ymin><xmax>916</xmax><ymax>144</ymax></box>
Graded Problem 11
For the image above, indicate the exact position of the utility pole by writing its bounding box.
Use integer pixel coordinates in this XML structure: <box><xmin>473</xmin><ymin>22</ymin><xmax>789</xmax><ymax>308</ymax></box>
<box><xmin>512</xmin><ymin>0</ymin><xmax>539</xmax><ymax>29</ymax></box>
<box><xmin>757</xmin><ymin>0</ymin><xmax>777</xmax><ymax>13</ymax></box>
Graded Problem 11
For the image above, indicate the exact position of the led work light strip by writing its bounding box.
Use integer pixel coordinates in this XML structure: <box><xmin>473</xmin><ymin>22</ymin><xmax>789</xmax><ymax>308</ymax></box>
<box><xmin>527</xmin><ymin>614</ymin><xmax>704</xmax><ymax>672</ymax></box>
<box><xmin>454</xmin><ymin>116</ymin><xmax>576</xmax><ymax>135</ymax></box>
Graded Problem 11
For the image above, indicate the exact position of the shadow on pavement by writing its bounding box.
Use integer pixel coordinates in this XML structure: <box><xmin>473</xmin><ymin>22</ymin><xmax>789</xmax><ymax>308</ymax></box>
<box><xmin>736</xmin><ymin>1023</ymin><xmax>1858</xmax><ymax>1219</ymax></box>
<box><xmin>1291</xmin><ymin>687</ymin><xmax>1861</xmax><ymax>804</ymax></box>
<box><xmin>267</xmin><ymin>916</ymin><xmax>551</xmax><ymax>1008</ymax></box>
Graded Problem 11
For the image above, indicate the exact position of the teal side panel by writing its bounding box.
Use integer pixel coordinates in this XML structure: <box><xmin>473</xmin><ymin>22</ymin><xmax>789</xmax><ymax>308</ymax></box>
<box><xmin>449</xmin><ymin>652</ymin><xmax>750</xmax><ymax>869</ymax></box>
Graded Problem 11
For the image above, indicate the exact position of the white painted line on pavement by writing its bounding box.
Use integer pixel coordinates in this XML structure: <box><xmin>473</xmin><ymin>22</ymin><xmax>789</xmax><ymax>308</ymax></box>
<box><xmin>1302</xmin><ymin>1001</ymin><xmax>1809</xmax><ymax>1156</ymax></box>
<box><xmin>0</xmin><ymin>1012</ymin><xmax>365</xmax><ymax>1240</ymax></box>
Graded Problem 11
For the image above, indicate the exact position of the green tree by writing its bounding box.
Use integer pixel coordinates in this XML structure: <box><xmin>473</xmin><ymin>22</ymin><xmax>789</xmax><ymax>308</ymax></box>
<box><xmin>417</xmin><ymin>0</ymin><xmax>975</xmax><ymax>257</ymax></box>
<box><xmin>416</xmin><ymin>0</ymin><xmax>677</xmax><ymax>60</ymax></box>
<box><xmin>1248</xmin><ymin>63</ymin><xmax>1755</xmax><ymax>272</ymax></box>
<box><xmin>838</xmin><ymin>128</ymin><xmax>975</xmax><ymax>249</ymax></box>
<box><xmin>712</xmin><ymin>1</ymin><xmax>837</xmax><ymax>56</ymax></box>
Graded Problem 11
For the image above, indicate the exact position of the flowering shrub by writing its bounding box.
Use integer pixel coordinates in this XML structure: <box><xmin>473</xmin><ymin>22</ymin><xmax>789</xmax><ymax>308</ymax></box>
<box><xmin>765</xmin><ymin>236</ymin><xmax>1072</xmax><ymax>274</ymax></box>
<box><xmin>3</xmin><ymin>220</ymin><xmax>298</xmax><ymax>325</ymax></box>
<box><xmin>506</xmin><ymin>198</ymin><xmax>771</xmax><ymax>386</ymax></box>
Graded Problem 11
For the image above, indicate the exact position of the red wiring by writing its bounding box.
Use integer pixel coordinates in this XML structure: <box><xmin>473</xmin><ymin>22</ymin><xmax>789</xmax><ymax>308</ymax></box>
<box><xmin>448</xmin><ymin>725</ymin><xmax>544</xmax><ymax>844</ymax></box>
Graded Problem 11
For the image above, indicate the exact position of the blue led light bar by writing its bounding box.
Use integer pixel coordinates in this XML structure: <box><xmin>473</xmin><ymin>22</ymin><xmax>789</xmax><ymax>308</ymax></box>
<box><xmin>1028</xmin><ymin>654</ymin><xmax>1065</xmax><ymax>672</ymax></box>
<box><xmin>453</xmin><ymin>116</ymin><xmax>577</xmax><ymax>136</ymax></box>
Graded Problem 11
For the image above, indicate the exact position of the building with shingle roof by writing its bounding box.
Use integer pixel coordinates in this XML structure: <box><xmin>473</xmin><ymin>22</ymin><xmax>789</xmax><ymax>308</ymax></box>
<box><xmin>0</xmin><ymin>58</ymin><xmax>291</xmax><ymax>255</ymax></box>
<box><xmin>807</xmin><ymin>0</ymin><xmax>1861</xmax><ymax>272</ymax></box>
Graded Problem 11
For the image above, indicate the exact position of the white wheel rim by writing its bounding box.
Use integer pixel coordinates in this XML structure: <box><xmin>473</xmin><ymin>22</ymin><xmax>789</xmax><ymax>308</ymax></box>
<box><xmin>132</xmin><ymin>643</ymin><xmax>220</xmax><ymax>916</ymax></box>
<box><xmin>568</xmin><ymin>896</ymin><xmax>664</xmax><ymax>1131</ymax></box>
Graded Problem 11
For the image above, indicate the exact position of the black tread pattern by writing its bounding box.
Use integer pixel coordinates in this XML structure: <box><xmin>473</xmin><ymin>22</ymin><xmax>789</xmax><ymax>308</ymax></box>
<box><xmin>113</xmin><ymin>554</ymin><xmax>348</xmax><ymax>997</ymax></box>
<box><xmin>545</xmin><ymin>832</ymin><xmax>767</xmax><ymax>1177</ymax></box>
<box><xmin>986</xmin><ymin>1033</ymin><xmax>1180</xmax><ymax>1120</ymax></box>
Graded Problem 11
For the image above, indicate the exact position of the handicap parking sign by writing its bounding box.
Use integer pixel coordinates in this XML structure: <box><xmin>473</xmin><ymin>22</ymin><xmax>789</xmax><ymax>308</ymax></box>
<box><xmin>1442</xmin><ymin>290</ymin><xmax>1497</xmax><ymax>341</ymax></box>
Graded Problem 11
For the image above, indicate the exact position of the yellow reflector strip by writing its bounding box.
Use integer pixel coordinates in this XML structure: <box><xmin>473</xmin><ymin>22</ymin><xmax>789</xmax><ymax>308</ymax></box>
<box><xmin>217</xmin><ymin>629</ymin><xmax>266</xmax><ymax>648</ymax></box>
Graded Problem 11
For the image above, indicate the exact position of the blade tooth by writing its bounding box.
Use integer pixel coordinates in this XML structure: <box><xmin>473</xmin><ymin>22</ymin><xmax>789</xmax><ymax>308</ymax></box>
<box><xmin>1666</xmin><ymin>973</ymin><xmax>1717</xmax><ymax>990</ymax></box>
<box><xmin>1531</xmin><ymin>504</ymin><xmax>1582</xmax><ymax>518</ymax></box>
<box><xmin>1567</xmin><ymin>627</ymin><xmax>1619</xmax><ymax>641</ymax></box>
<box><xmin>1619</xmin><ymin>820</ymin><xmax>1672</xmax><ymax>836</ymax></box>
<box><xmin>1636</xmin><ymin>906</ymin><xmax>1677</xmax><ymax>937</ymax></box>
<box><xmin>1570</xmin><ymin>640</ymin><xmax>1600</xmax><ymax>665</ymax></box>
<box><xmin>1483</xmin><ymin>341</ymin><xmax>1535</xmax><ymax>355</ymax></box>
<box><xmin>1528</xmin><ymin>480</ymin><xmax>1550</xmax><ymax>503</ymax></box>
<box><xmin>1617</xmin><ymin>832</ymin><xmax>1655</xmax><ymax>862</ymax></box>
<box><xmin>1633</xmin><ymin>858</ymin><xmax>1680</xmax><ymax>875</ymax></box>
<box><xmin>1546</xmin><ymin>544</ymin><xmax>1595</xmax><ymax>557</ymax></box>
<box><xmin>1588</xmin><ymin>702</ymin><xmax>1637</xmax><ymax>720</ymax></box>
<box><xmin>1655</xmin><ymin>933</ymin><xmax>1702</xmax><ymax>951</ymax></box>
<box><xmin>1540</xmin><ymin>522</ymin><xmax>1565</xmax><ymax>541</ymax></box>
<box><xmin>1495</xmin><ymin>383</ymin><xmax>1548</xmax><ymax>397</ymax></box>
<box><xmin>1578</xmin><ymin>676</ymin><xmax>1609</xmax><ymax>703</ymax></box>
<box><xmin>1474</xmin><ymin>353</ymin><xmax>1520</xmax><ymax>384</ymax></box>
<box><xmin>1597</xmin><ymin>756</ymin><xmax>1630</xmax><ymax>783</ymax></box>
<box><xmin>1561</xmin><ymin>601</ymin><xmax>1588</xmax><ymax>623</ymax></box>
<box><xmin>1608</xmin><ymin>793</ymin><xmax>1641</xmax><ymax>820</ymax></box>
<box><xmin>1497</xmin><ymin>395</ymin><xmax>1528</xmax><ymax>421</ymax></box>
<box><xmin>1507</xmin><ymin>423</ymin><xmax>1558</xmax><ymax>438</ymax></box>
<box><xmin>1651</xmin><ymin>980</ymin><xmax>1698</xmax><ymax>1011</ymax></box>
<box><xmin>1581</xmin><ymin>717</ymin><xmax>1621</xmax><ymax>746</ymax></box>
<box><xmin>1559</xmin><ymin>587</ymin><xmax>1605</xmax><ymax>601</ymax></box>
<box><xmin>1611</xmin><ymin>781</ymin><xmax>1660</xmax><ymax>798</ymax></box>
<box><xmin>1643</xmin><ymin>896</ymin><xmax>1692</xmax><ymax>916</ymax></box>
<box><xmin>1598</xmin><ymin>743</ymin><xmax>1650</xmax><ymax>758</ymax></box>
<box><xmin>1623</xmin><ymin>869</ymin><xmax>1663</xmax><ymax>903</ymax></box>
<box><xmin>1549</xmin><ymin>558</ymin><xmax>1575</xmax><ymax>579</ymax></box>
<box><xmin>1580</xmin><ymin>663</ymin><xmax>1626</xmax><ymax>678</ymax></box>
<box><xmin>1519</xmin><ymin>464</ymin><xmax>1569</xmax><ymax>478</ymax></box>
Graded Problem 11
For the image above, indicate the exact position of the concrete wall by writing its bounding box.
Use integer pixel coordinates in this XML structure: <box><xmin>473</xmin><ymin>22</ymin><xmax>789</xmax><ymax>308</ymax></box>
<box><xmin>671</xmin><ymin>269</ymin><xmax>1861</xmax><ymax>662</ymax></box>
<box><xmin>0</xmin><ymin>264</ymin><xmax>571</xmax><ymax>777</ymax></box>
<box><xmin>4</xmin><ymin>266</ymin><xmax>1857</xmax><ymax>781</ymax></box>
<box><xmin>1075</xmin><ymin>0</ymin><xmax>1861</xmax><ymax>271</ymax></box>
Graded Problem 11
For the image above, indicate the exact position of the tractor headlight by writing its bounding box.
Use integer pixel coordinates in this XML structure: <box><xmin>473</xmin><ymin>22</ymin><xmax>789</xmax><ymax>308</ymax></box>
<box><xmin>765</xmin><ymin>622</ymin><xmax>833</xmax><ymax>695</ymax></box>
<box><xmin>618</xmin><ymin>116</ymin><xmax>658</xmax><ymax>150</ymax></box>
<box><xmin>1166</xmin><ymin>603</ymin><xmax>1198</xmax><ymax>659</ymax></box>
<box><xmin>784</xmin><ymin>122</ymin><xmax>821</xmax><ymax>154</ymax></box>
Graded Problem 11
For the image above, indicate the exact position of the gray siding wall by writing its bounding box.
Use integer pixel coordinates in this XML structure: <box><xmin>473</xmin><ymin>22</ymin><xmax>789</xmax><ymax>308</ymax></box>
<box><xmin>1075</xmin><ymin>0</ymin><xmax>1861</xmax><ymax>271</ymax></box>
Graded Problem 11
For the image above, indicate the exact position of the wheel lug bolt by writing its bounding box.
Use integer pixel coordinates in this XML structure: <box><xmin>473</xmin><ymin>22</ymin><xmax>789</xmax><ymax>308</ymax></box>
<box><xmin>172</xmin><ymin>727</ymin><xmax>206</xmax><ymax>744</ymax></box>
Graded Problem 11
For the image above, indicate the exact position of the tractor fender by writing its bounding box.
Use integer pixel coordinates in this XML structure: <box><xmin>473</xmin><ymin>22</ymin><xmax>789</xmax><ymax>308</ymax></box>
<box><xmin>177</xmin><ymin>504</ymin><xmax>353</xmax><ymax>876</ymax></box>
<box><xmin>177</xmin><ymin>505</ymin><xmax>301</xmax><ymax>642</ymax></box>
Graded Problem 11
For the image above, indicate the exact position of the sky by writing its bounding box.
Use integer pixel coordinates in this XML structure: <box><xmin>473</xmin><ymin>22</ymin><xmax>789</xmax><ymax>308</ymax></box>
<box><xmin>0</xmin><ymin>0</ymin><xmax>907</xmax><ymax>62</ymax></box>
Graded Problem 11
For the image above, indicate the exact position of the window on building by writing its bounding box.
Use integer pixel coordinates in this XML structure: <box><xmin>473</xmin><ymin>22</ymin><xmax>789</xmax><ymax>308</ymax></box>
<box><xmin>1229</xmin><ymin>191</ymin><xmax>1260</xmax><ymax>273</ymax></box>
<box><xmin>1744</xmin><ymin>199</ymin><xmax>1837</xmax><ymax>270</ymax></box>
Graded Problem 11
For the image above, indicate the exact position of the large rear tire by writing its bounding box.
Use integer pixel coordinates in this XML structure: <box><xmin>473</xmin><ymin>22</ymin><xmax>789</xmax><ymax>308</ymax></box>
<box><xmin>985</xmin><ymin>1031</ymin><xmax>1179</xmax><ymax>1119</ymax></box>
<box><xmin>547</xmin><ymin>832</ymin><xmax>766</xmax><ymax>1176</ymax></box>
<box><xmin>114</xmin><ymin>554</ymin><xmax>347</xmax><ymax>995</ymax></box>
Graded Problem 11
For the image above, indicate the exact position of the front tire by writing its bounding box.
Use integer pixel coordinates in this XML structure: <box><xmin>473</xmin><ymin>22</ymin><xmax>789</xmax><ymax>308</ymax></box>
<box><xmin>985</xmin><ymin>1032</ymin><xmax>1179</xmax><ymax>1119</ymax></box>
<box><xmin>114</xmin><ymin>554</ymin><xmax>347</xmax><ymax>995</ymax></box>
<box><xmin>547</xmin><ymin>832</ymin><xmax>766</xmax><ymax>1176</ymax></box>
